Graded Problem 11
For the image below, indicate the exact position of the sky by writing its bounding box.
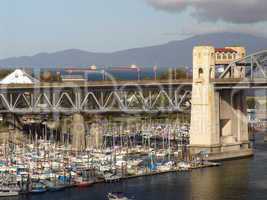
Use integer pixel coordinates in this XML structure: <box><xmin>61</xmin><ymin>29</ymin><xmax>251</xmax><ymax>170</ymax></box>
<box><xmin>0</xmin><ymin>0</ymin><xmax>267</xmax><ymax>59</ymax></box>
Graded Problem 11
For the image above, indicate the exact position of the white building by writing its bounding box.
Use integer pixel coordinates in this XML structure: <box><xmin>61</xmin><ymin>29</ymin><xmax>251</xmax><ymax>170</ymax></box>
<box><xmin>0</xmin><ymin>69</ymin><xmax>39</xmax><ymax>84</ymax></box>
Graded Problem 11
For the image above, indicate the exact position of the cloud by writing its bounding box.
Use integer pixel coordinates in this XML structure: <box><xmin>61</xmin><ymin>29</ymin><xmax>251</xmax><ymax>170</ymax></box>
<box><xmin>180</xmin><ymin>22</ymin><xmax>267</xmax><ymax>37</ymax></box>
<box><xmin>146</xmin><ymin>0</ymin><xmax>267</xmax><ymax>24</ymax></box>
<box><xmin>160</xmin><ymin>21</ymin><xmax>267</xmax><ymax>42</ymax></box>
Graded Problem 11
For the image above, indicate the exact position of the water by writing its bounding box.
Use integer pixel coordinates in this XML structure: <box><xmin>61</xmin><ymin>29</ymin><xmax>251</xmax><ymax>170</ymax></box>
<box><xmin>27</xmin><ymin>67</ymin><xmax>168</xmax><ymax>81</ymax></box>
<box><xmin>6</xmin><ymin>134</ymin><xmax>267</xmax><ymax>200</ymax></box>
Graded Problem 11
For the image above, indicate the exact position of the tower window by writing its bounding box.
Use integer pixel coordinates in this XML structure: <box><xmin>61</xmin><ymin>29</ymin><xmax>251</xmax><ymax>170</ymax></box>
<box><xmin>233</xmin><ymin>54</ymin><xmax>236</xmax><ymax>59</ymax></box>
<box><xmin>209</xmin><ymin>68</ymin><xmax>214</xmax><ymax>79</ymax></box>
<box><xmin>198</xmin><ymin>68</ymin><xmax>204</xmax><ymax>79</ymax></box>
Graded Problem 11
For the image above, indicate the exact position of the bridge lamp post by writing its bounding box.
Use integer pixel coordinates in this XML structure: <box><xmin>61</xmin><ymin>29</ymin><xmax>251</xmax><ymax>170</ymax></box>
<box><xmin>102</xmin><ymin>68</ymin><xmax>106</xmax><ymax>81</ymax></box>
<box><xmin>88</xmin><ymin>65</ymin><xmax>97</xmax><ymax>80</ymax></box>
<box><xmin>153</xmin><ymin>65</ymin><xmax>157</xmax><ymax>80</ymax></box>
<box><xmin>185</xmin><ymin>66</ymin><xmax>189</xmax><ymax>79</ymax></box>
<box><xmin>131</xmin><ymin>64</ymin><xmax>141</xmax><ymax>81</ymax></box>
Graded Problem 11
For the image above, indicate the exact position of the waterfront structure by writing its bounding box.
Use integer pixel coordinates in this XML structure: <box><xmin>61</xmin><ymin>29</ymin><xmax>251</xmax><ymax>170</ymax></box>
<box><xmin>0</xmin><ymin>46</ymin><xmax>266</xmax><ymax>158</ymax></box>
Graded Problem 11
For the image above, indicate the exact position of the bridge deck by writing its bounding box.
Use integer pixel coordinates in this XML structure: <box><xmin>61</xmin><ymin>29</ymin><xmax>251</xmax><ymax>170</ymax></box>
<box><xmin>0</xmin><ymin>79</ymin><xmax>193</xmax><ymax>89</ymax></box>
<box><xmin>212</xmin><ymin>79</ymin><xmax>267</xmax><ymax>89</ymax></box>
<box><xmin>0</xmin><ymin>78</ymin><xmax>266</xmax><ymax>90</ymax></box>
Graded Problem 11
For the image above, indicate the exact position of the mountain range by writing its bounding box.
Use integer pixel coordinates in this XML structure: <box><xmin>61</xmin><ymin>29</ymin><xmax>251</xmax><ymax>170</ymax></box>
<box><xmin>0</xmin><ymin>32</ymin><xmax>267</xmax><ymax>68</ymax></box>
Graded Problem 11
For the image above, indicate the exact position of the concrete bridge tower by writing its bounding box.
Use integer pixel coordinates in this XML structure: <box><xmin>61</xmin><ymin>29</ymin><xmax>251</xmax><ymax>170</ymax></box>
<box><xmin>190</xmin><ymin>46</ymin><xmax>220</xmax><ymax>148</ymax></box>
<box><xmin>190</xmin><ymin>46</ymin><xmax>253</xmax><ymax>160</ymax></box>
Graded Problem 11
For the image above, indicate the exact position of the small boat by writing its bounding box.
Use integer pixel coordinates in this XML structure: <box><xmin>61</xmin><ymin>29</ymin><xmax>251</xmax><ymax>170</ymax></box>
<box><xmin>41</xmin><ymin>179</ymin><xmax>67</xmax><ymax>192</ymax></box>
<box><xmin>30</xmin><ymin>182</ymin><xmax>47</xmax><ymax>193</ymax></box>
<box><xmin>48</xmin><ymin>185</ymin><xmax>66</xmax><ymax>192</ymax></box>
<box><xmin>31</xmin><ymin>187</ymin><xmax>47</xmax><ymax>193</ymax></box>
<box><xmin>104</xmin><ymin>174</ymin><xmax>121</xmax><ymax>183</ymax></box>
<box><xmin>107</xmin><ymin>192</ymin><xmax>131</xmax><ymax>200</ymax></box>
<box><xmin>177</xmin><ymin>161</ymin><xmax>191</xmax><ymax>171</ymax></box>
<box><xmin>0</xmin><ymin>184</ymin><xmax>20</xmax><ymax>197</ymax></box>
<box><xmin>74</xmin><ymin>176</ymin><xmax>94</xmax><ymax>187</ymax></box>
<box><xmin>0</xmin><ymin>191</ymin><xmax>19</xmax><ymax>197</ymax></box>
<box><xmin>74</xmin><ymin>180</ymin><xmax>94</xmax><ymax>187</ymax></box>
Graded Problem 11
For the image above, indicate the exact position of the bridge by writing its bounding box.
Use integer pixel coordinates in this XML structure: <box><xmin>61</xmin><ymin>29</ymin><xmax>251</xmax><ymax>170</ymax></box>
<box><xmin>0</xmin><ymin>80</ymin><xmax>192</xmax><ymax>114</ymax></box>
<box><xmin>1</xmin><ymin>46</ymin><xmax>267</xmax><ymax>159</ymax></box>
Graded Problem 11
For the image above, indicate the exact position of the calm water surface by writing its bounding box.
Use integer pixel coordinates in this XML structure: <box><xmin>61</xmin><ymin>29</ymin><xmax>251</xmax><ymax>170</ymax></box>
<box><xmin>4</xmin><ymin>134</ymin><xmax>267</xmax><ymax>200</ymax></box>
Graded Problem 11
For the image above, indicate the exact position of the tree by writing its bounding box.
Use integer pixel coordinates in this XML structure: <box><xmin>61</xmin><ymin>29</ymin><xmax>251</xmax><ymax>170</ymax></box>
<box><xmin>247</xmin><ymin>97</ymin><xmax>259</xmax><ymax>109</ymax></box>
<box><xmin>40</xmin><ymin>70</ymin><xmax>62</xmax><ymax>82</ymax></box>
<box><xmin>0</xmin><ymin>69</ymin><xmax>13</xmax><ymax>79</ymax></box>
<box><xmin>158</xmin><ymin>68</ymin><xmax>189</xmax><ymax>80</ymax></box>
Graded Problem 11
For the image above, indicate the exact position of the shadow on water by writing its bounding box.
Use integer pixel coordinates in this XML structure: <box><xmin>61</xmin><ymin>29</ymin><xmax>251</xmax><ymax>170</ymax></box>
<box><xmin>6</xmin><ymin>133</ymin><xmax>267</xmax><ymax>200</ymax></box>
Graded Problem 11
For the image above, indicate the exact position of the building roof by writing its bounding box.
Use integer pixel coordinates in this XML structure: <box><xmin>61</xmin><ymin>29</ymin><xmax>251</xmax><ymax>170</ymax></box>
<box><xmin>0</xmin><ymin>69</ymin><xmax>39</xmax><ymax>84</ymax></box>
<box><xmin>215</xmin><ymin>48</ymin><xmax>237</xmax><ymax>53</ymax></box>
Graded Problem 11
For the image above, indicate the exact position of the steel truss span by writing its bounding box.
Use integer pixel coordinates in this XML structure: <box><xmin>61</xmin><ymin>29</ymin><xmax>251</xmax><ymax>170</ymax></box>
<box><xmin>0</xmin><ymin>85</ymin><xmax>191</xmax><ymax>114</ymax></box>
<box><xmin>219</xmin><ymin>49</ymin><xmax>267</xmax><ymax>80</ymax></box>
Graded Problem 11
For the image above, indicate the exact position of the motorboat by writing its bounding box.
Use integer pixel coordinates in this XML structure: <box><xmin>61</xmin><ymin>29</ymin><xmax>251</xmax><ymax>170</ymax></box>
<box><xmin>0</xmin><ymin>185</ymin><xmax>20</xmax><ymax>197</ymax></box>
<box><xmin>30</xmin><ymin>182</ymin><xmax>47</xmax><ymax>193</ymax></box>
<box><xmin>0</xmin><ymin>191</ymin><xmax>19</xmax><ymax>197</ymax></box>
<box><xmin>177</xmin><ymin>161</ymin><xmax>191</xmax><ymax>170</ymax></box>
<box><xmin>74</xmin><ymin>177</ymin><xmax>94</xmax><ymax>187</ymax></box>
<box><xmin>104</xmin><ymin>173</ymin><xmax>122</xmax><ymax>183</ymax></box>
<box><xmin>107</xmin><ymin>192</ymin><xmax>131</xmax><ymax>200</ymax></box>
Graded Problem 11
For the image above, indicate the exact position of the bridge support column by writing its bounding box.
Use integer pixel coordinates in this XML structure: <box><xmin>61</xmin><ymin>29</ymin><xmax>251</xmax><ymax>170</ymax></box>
<box><xmin>4</xmin><ymin>114</ymin><xmax>25</xmax><ymax>144</ymax></box>
<box><xmin>189</xmin><ymin>46</ymin><xmax>253</xmax><ymax>160</ymax></box>
<box><xmin>86</xmin><ymin>115</ymin><xmax>103</xmax><ymax>150</ymax></box>
<box><xmin>71</xmin><ymin>113</ymin><xmax>86</xmax><ymax>151</ymax></box>
<box><xmin>264</xmin><ymin>133</ymin><xmax>267</xmax><ymax>142</ymax></box>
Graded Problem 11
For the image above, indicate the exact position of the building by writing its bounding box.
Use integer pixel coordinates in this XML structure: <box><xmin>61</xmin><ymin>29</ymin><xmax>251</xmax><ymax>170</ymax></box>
<box><xmin>215</xmin><ymin>46</ymin><xmax>246</xmax><ymax>65</ymax></box>
<box><xmin>0</xmin><ymin>69</ymin><xmax>39</xmax><ymax>84</ymax></box>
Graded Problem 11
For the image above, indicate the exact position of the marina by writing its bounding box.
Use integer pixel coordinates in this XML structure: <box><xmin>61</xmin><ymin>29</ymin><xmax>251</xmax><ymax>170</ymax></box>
<box><xmin>0</xmin><ymin>133</ymin><xmax>262</xmax><ymax>200</ymax></box>
<box><xmin>0</xmin><ymin>118</ymin><xmax>221</xmax><ymax>197</ymax></box>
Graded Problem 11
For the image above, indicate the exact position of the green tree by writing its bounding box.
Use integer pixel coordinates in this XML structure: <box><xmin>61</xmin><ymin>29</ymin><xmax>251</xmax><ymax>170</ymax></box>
<box><xmin>0</xmin><ymin>69</ymin><xmax>13</xmax><ymax>79</ymax></box>
<box><xmin>247</xmin><ymin>97</ymin><xmax>259</xmax><ymax>109</ymax></box>
<box><xmin>158</xmin><ymin>68</ymin><xmax>189</xmax><ymax>80</ymax></box>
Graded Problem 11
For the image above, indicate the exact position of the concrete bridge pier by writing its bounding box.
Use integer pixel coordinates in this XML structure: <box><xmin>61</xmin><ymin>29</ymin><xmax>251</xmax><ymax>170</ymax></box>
<box><xmin>86</xmin><ymin>115</ymin><xmax>104</xmax><ymax>150</ymax></box>
<box><xmin>4</xmin><ymin>114</ymin><xmax>25</xmax><ymax>144</ymax></box>
<box><xmin>189</xmin><ymin>46</ymin><xmax>253</xmax><ymax>160</ymax></box>
<box><xmin>71</xmin><ymin>113</ymin><xmax>86</xmax><ymax>151</ymax></box>
<box><xmin>263</xmin><ymin>133</ymin><xmax>267</xmax><ymax>142</ymax></box>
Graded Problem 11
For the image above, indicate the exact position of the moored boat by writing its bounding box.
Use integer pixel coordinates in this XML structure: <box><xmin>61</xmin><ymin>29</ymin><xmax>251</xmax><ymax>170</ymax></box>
<box><xmin>0</xmin><ymin>191</ymin><xmax>19</xmax><ymax>197</ymax></box>
<box><xmin>30</xmin><ymin>182</ymin><xmax>47</xmax><ymax>193</ymax></box>
<box><xmin>48</xmin><ymin>184</ymin><xmax>66</xmax><ymax>192</ymax></box>
<box><xmin>74</xmin><ymin>180</ymin><xmax>94</xmax><ymax>187</ymax></box>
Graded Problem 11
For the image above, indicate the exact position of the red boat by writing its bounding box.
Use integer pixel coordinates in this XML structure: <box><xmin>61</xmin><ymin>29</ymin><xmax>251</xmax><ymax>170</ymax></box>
<box><xmin>74</xmin><ymin>179</ymin><xmax>94</xmax><ymax>187</ymax></box>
